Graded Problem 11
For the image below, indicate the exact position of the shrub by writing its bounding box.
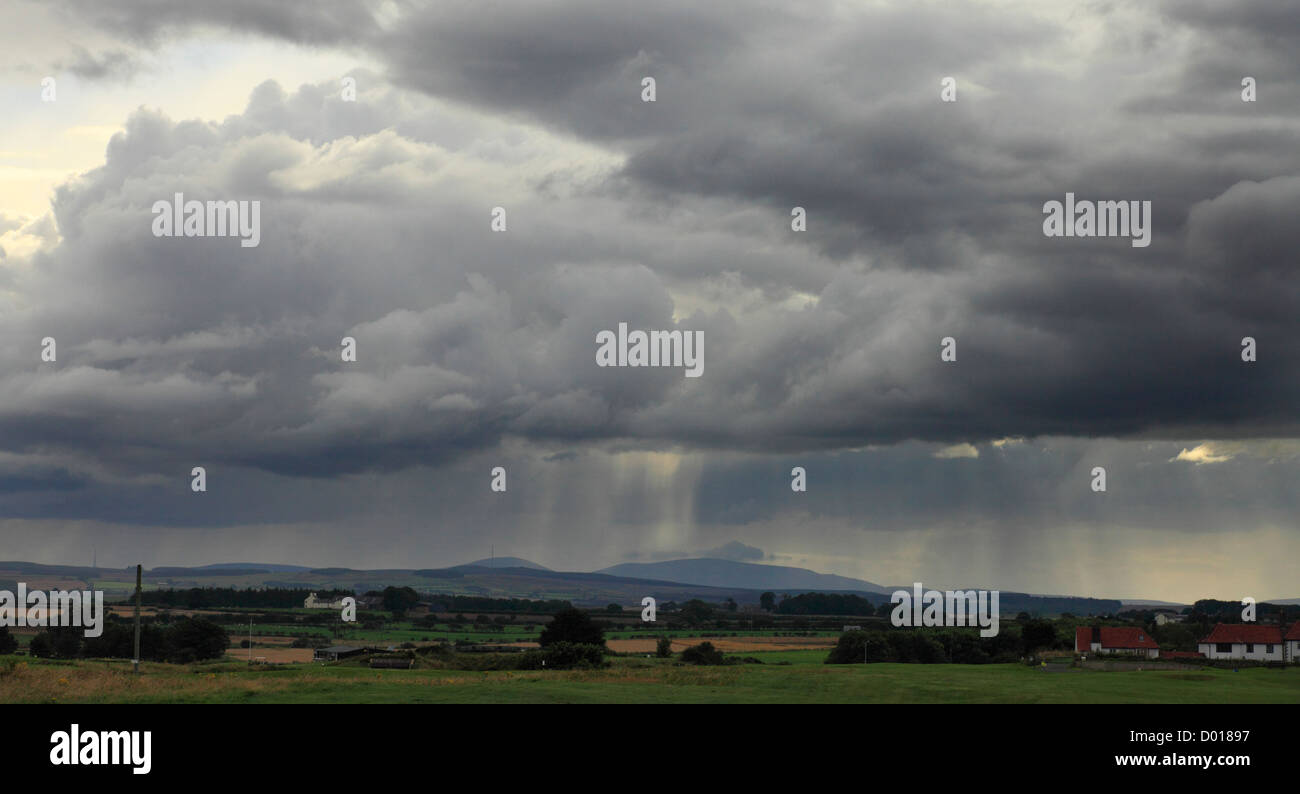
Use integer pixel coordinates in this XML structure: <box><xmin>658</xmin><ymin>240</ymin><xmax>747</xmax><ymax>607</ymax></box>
<box><xmin>538</xmin><ymin>608</ymin><xmax>605</xmax><ymax>648</ymax></box>
<box><xmin>519</xmin><ymin>642</ymin><xmax>606</xmax><ymax>670</ymax></box>
<box><xmin>679</xmin><ymin>641</ymin><xmax>725</xmax><ymax>666</ymax></box>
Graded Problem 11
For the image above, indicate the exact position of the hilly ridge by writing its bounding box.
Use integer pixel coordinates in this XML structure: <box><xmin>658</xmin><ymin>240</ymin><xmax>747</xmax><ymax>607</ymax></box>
<box><xmin>599</xmin><ymin>558</ymin><xmax>892</xmax><ymax>593</ymax></box>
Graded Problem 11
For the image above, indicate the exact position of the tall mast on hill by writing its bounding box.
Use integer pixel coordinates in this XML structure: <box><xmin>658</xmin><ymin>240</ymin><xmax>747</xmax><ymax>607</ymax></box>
<box><xmin>132</xmin><ymin>564</ymin><xmax>142</xmax><ymax>674</ymax></box>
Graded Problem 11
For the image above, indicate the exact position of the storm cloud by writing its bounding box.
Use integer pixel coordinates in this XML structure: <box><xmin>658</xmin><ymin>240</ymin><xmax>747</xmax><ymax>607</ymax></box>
<box><xmin>2</xmin><ymin>0</ymin><xmax>1298</xmax><ymax>598</ymax></box>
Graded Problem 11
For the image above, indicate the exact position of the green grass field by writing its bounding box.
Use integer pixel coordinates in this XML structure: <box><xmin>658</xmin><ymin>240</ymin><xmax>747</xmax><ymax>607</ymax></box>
<box><xmin>4</xmin><ymin>654</ymin><xmax>1298</xmax><ymax>704</ymax></box>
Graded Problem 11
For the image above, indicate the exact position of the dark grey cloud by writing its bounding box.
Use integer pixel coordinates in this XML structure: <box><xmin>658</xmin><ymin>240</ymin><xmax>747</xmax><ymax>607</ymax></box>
<box><xmin>10</xmin><ymin>1</ymin><xmax>1300</xmax><ymax>475</ymax></box>
<box><xmin>49</xmin><ymin>0</ymin><xmax>381</xmax><ymax>47</ymax></box>
<box><xmin>55</xmin><ymin>46</ymin><xmax>141</xmax><ymax>80</ymax></box>
<box><xmin>2</xmin><ymin>1</ymin><xmax>1299</xmax><ymax>595</ymax></box>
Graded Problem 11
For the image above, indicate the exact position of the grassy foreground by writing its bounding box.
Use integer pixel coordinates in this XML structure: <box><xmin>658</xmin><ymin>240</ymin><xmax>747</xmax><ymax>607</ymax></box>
<box><xmin>4</xmin><ymin>654</ymin><xmax>1299</xmax><ymax>704</ymax></box>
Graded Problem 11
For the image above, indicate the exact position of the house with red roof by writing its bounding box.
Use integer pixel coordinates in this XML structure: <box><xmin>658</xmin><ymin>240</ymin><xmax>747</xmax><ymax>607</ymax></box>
<box><xmin>1196</xmin><ymin>623</ymin><xmax>1284</xmax><ymax>661</ymax></box>
<box><xmin>1285</xmin><ymin>622</ymin><xmax>1300</xmax><ymax>663</ymax></box>
<box><xmin>1074</xmin><ymin>626</ymin><xmax>1160</xmax><ymax>658</ymax></box>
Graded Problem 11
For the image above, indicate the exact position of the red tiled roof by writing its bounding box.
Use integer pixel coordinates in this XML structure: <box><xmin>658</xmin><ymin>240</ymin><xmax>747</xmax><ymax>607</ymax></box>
<box><xmin>1284</xmin><ymin>622</ymin><xmax>1300</xmax><ymax>641</ymax></box>
<box><xmin>1098</xmin><ymin>627</ymin><xmax>1159</xmax><ymax>649</ymax></box>
<box><xmin>1075</xmin><ymin>627</ymin><xmax>1093</xmax><ymax>651</ymax></box>
<box><xmin>1200</xmin><ymin>623</ymin><xmax>1283</xmax><ymax>644</ymax></box>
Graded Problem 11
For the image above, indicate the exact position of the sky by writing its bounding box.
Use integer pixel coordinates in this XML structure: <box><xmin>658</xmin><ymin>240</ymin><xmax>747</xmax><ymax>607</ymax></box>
<box><xmin>1</xmin><ymin>0</ymin><xmax>1298</xmax><ymax>602</ymax></box>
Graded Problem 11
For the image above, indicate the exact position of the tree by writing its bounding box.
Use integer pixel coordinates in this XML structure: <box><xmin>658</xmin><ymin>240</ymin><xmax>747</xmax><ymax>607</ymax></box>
<box><xmin>82</xmin><ymin>620</ymin><xmax>165</xmax><ymax>661</ymax></box>
<box><xmin>760</xmin><ymin>592</ymin><xmax>776</xmax><ymax>611</ymax></box>
<box><xmin>655</xmin><ymin>635</ymin><xmax>673</xmax><ymax>658</ymax></box>
<box><xmin>680</xmin><ymin>641</ymin><xmax>725</xmax><ymax>665</ymax></box>
<box><xmin>0</xmin><ymin>626</ymin><xmax>17</xmax><ymax>655</ymax></box>
<box><xmin>520</xmin><ymin>642</ymin><xmax>606</xmax><ymax>670</ymax></box>
<box><xmin>538</xmin><ymin>608</ymin><xmax>605</xmax><ymax>648</ymax></box>
<box><xmin>606</xmin><ymin>603</ymin><xmax>623</xmax><ymax>614</ymax></box>
<box><xmin>27</xmin><ymin>632</ymin><xmax>53</xmax><ymax>659</ymax></box>
<box><xmin>679</xmin><ymin>599</ymin><xmax>713</xmax><ymax>627</ymax></box>
<box><xmin>28</xmin><ymin>627</ymin><xmax>83</xmax><ymax>659</ymax></box>
<box><xmin>1021</xmin><ymin>619</ymin><xmax>1056</xmax><ymax>654</ymax></box>
<box><xmin>165</xmin><ymin>616</ymin><xmax>229</xmax><ymax>663</ymax></box>
<box><xmin>777</xmin><ymin>592</ymin><xmax>874</xmax><ymax>616</ymax></box>
<box><xmin>382</xmin><ymin>586</ymin><xmax>420</xmax><ymax>618</ymax></box>
<box><xmin>723</xmin><ymin>597</ymin><xmax>738</xmax><ymax>612</ymax></box>
<box><xmin>826</xmin><ymin>631</ymin><xmax>894</xmax><ymax>664</ymax></box>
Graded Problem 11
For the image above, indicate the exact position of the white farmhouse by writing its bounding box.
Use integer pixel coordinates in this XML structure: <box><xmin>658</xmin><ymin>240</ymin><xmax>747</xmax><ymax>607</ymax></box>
<box><xmin>1196</xmin><ymin>623</ymin><xmax>1285</xmax><ymax>661</ymax></box>
<box><xmin>1286</xmin><ymin>622</ymin><xmax>1300</xmax><ymax>663</ymax></box>
<box><xmin>1074</xmin><ymin>626</ymin><xmax>1160</xmax><ymax>658</ymax></box>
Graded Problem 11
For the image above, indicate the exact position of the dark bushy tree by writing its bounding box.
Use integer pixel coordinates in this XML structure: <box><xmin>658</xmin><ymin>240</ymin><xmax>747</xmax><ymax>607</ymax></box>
<box><xmin>0</xmin><ymin>626</ymin><xmax>17</xmax><ymax>655</ymax></box>
<box><xmin>28</xmin><ymin>626</ymin><xmax>83</xmax><ymax>659</ymax></box>
<box><xmin>520</xmin><ymin>642</ymin><xmax>606</xmax><ymax>670</ymax></box>
<box><xmin>680</xmin><ymin>641</ymin><xmax>725</xmax><ymax>665</ymax></box>
<box><xmin>1021</xmin><ymin>619</ymin><xmax>1057</xmax><ymax>654</ymax></box>
<box><xmin>679</xmin><ymin>600</ymin><xmax>713</xmax><ymax>627</ymax></box>
<box><xmin>82</xmin><ymin>619</ymin><xmax>166</xmax><ymax>661</ymax></box>
<box><xmin>777</xmin><ymin>592</ymin><xmax>875</xmax><ymax>616</ymax></box>
<box><xmin>655</xmin><ymin>635</ymin><xmax>673</xmax><ymax>658</ymax></box>
<box><xmin>165</xmin><ymin>616</ymin><xmax>228</xmax><ymax>663</ymax></box>
<box><xmin>538</xmin><ymin>608</ymin><xmax>605</xmax><ymax>648</ymax></box>
<box><xmin>382</xmin><ymin>586</ymin><xmax>420</xmax><ymax>618</ymax></box>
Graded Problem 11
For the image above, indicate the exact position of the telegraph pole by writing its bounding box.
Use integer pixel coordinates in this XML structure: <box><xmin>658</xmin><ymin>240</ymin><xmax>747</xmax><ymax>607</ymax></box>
<box><xmin>132</xmin><ymin>564</ymin><xmax>142</xmax><ymax>674</ymax></box>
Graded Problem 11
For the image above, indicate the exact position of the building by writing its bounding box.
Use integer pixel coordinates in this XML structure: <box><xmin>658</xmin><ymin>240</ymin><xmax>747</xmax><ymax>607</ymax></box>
<box><xmin>1153</xmin><ymin>611</ymin><xmax>1186</xmax><ymax>625</ymax></box>
<box><xmin>1196</xmin><ymin>624</ymin><xmax>1284</xmax><ymax>661</ymax></box>
<box><xmin>303</xmin><ymin>592</ymin><xmax>346</xmax><ymax>609</ymax></box>
<box><xmin>313</xmin><ymin>645</ymin><xmax>367</xmax><ymax>662</ymax></box>
<box><xmin>1281</xmin><ymin>622</ymin><xmax>1300</xmax><ymax>663</ymax></box>
<box><xmin>1074</xmin><ymin>626</ymin><xmax>1160</xmax><ymax>658</ymax></box>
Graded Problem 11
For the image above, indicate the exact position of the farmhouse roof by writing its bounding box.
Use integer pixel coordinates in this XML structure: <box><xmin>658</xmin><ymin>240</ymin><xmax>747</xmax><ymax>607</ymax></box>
<box><xmin>1074</xmin><ymin>626</ymin><xmax>1159</xmax><ymax>650</ymax></box>
<box><xmin>1098</xmin><ymin>627</ymin><xmax>1159</xmax><ymax>649</ymax></box>
<box><xmin>1283</xmin><ymin>622</ymin><xmax>1300</xmax><ymax>641</ymax></box>
<box><xmin>1200</xmin><ymin>624</ymin><xmax>1283</xmax><ymax>644</ymax></box>
<box><xmin>1075</xmin><ymin>627</ymin><xmax>1092</xmax><ymax>650</ymax></box>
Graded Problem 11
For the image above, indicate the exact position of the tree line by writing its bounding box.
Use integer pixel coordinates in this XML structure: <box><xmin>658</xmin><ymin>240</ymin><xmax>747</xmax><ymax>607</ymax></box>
<box><xmin>26</xmin><ymin>615</ymin><xmax>229</xmax><ymax>663</ymax></box>
<box><xmin>138</xmin><ymin>587</ymin><xmax>351</xmax><ymax>609</ymax></box>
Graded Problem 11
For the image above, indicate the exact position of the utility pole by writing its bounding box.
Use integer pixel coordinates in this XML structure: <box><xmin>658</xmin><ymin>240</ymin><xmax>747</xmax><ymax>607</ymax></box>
<box><xmin>248</xmin><ymin>620</ymin><xmax>253</xmax><ymax>663</ymax></box>
<box><xmin>132</xmin><ymin>564</ymin><xmax>142</xmax><ymax>674</ymax></box>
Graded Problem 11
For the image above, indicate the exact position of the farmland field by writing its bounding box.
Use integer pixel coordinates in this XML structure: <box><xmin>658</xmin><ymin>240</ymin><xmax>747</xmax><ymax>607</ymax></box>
<box><xmin>4</xmin><ymin>655</ymin><xmax>1298</xmax><ymax>704</ymax></box>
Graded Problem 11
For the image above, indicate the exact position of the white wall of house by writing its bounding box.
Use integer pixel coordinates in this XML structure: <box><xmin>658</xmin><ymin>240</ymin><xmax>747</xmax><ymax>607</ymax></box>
<box><xmin>1287</xmin><ymin>640</ymin><xmax>1300</xmax><ymax>662</ymax></box>
<box><xmin>1197</xmin><ymin>642</ymin><xmax>1284</xmax><ymax>661</ymax></box>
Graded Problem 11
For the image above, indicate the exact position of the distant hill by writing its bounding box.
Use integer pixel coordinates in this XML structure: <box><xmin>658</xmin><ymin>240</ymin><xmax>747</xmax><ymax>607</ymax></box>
<box><xmin>598</xmin><ymin>558</ymin><xmax>891</xmax><ymax>593</ymax></box>
<box><xmin>190</xmin><ymin>562</ymin><xmax>312</xmax><ymax>573</ymax></box>
<box><xmin>455</xmin><ymin>557</ymin><xmax>551</xmax><ymax>571</ymax></box>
